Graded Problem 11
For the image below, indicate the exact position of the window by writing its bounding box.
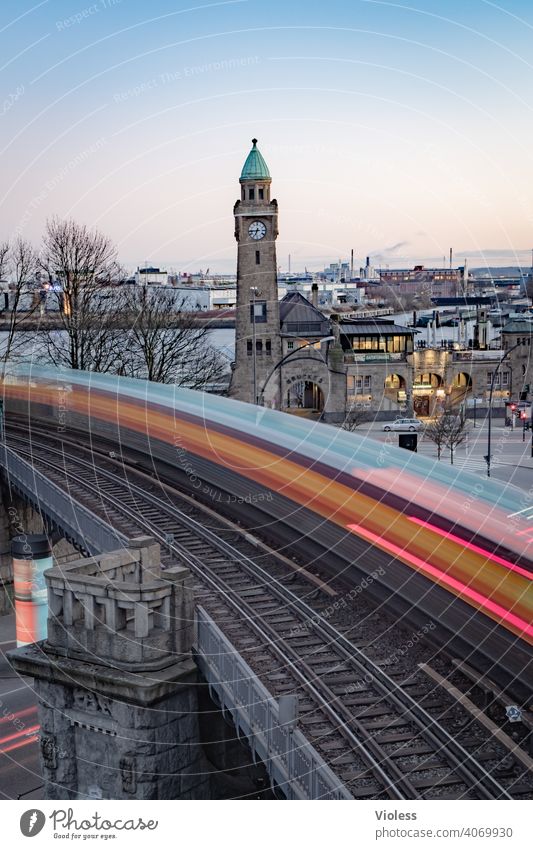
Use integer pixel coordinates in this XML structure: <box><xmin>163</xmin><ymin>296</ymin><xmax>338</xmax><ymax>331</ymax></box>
<box><xmin>256</xmin><ymin>340</ymin><xmax>263</xmax><ymax>356</ymax></box>
<box><xmin>364</xmin><ymin>375</ymin><xmax>372</xmax><ymax>389</ymax></box>
<box><xmin>287</xmin><ymin>341</ymin><xmax>294</xmax><ymax>350</ymax></box>
<box><xmin>502</xmin><ymin>371</ymin><xmax>509</xmax><ymax>387</ymax></box>
<box><xmin>266</xmin><ymin>339</ymin><xmax>272</xmax><ymax>355</ymax></box>
<box><xmin>286</xmin><ymin>322</ymin><xmax>321</xmax><ymax>334</ymax></box>
<box><xmin>256</xmin><ymin>250</ymin><xmax>260</xmax><ymax>265</ymax></box>
<box><xmin>258</xmin><ymin>188</ymin><xmax>264</xmax><ymax>200</ymax></box>
<box><xmin>487</xmin><ymin>371</ymin><xmax>492</xmax><ymax>387</ymax></box>
<box><xmin>250</xmin><ymin>301</ymin><xmax>267</xmax><ymax>323</ymax></box>
<box><xmin>247</xmin><ymin>340</ymin><xmax>252</xmax><ymax>357</ymax></box>
<box><xmin>248</xmin><ymin>188</ymin><xmax>255</xmax><ymax>200</ymax></box>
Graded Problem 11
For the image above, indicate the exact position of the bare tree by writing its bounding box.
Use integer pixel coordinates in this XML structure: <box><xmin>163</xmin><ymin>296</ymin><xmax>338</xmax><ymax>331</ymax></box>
<box><xmin>425</xmin><ymin>410</ymin><xmax>469</xmax><ymax>463</ymax></box>
<box><xmin>424</xmin><ymin>415</ymin><xmax>448</xmax><ymax>460</ymax></box>
<box><xmin>116</xmin><ymin>284</ymin><xmax>229</xmax><ymax>389</ymax></box>
<box><xmin>342</xmin><ymin>408</ymin><xmax>369</xmax><ymax>431</ymax></box>
<box><xmin>39</xmin><ymin>218</ymin><xmax>122</xmax><ymax>371</ymax></box>
<box><xmin>0</xmin><ymin>238</ymin><xmax>39</xmax><ymax>369</ymax></box>
<box><xmin>0</xmin><ymin>241</ymin><xmax>9</xmax><ymax>284</ymax></box>
<box><xmin>444</xmin><ymin>412</ymin><xmax>469</xmax><ymax>465</ymax></box>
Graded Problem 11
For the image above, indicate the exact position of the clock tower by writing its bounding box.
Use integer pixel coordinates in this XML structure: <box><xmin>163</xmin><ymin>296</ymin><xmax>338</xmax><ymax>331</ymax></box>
<box><xmin>229</xmin><ymin>139</ymin><xmax>282</xmax><ymax>407</ymax></box>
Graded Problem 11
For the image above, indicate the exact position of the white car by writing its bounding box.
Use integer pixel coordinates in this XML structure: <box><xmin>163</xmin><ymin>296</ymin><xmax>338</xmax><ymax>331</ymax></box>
<box><xmin>382</xmin><ymin>418</ymin><xmax>422</xmax><ymax>432</ymax></box>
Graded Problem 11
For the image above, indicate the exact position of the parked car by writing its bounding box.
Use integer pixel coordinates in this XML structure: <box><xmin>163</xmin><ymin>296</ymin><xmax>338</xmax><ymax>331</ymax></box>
<box><xmin>382</xmin><ymin>418</ymin><xmax>422</xmax><ymax>432</ymax></box>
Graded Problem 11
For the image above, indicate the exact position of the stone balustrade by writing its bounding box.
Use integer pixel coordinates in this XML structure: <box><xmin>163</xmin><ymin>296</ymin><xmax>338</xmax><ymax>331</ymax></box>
<box><xmin>45</xmin><ymin>536</ymin><xmax>194</xmax><ymax>671</ymax></box>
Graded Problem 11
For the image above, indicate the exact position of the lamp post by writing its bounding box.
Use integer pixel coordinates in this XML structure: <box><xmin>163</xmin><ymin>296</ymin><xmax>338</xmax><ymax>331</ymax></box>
<box><xmin>250</xmin><ymin>287</ymin><xmax>259</xmax><ymax>405</ymax></box>
<box><xmin>485</xmin><ymin>343</ymin><xmax>519</xmax><ymax>477</ymax></box>
<box><xmin>258</xmin><ymin>336</ymin><xmax>335</xmax><ymax>407</ymax></box>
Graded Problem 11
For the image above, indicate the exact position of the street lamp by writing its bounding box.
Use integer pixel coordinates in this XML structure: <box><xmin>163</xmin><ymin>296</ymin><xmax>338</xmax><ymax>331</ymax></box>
<box><xmin>258</xmin><ymin>336</ymin><xmax>335</xmax><ymax>407</ymax></box>
<box><xmin>250</xmin><ymin>287</ymin><xmax>260</xmax><ymax>405</ymax></box>
<box><xmin>485</xmin><ymin>343</ymin><xmax>519</xmax><ymax>477</ymax></box>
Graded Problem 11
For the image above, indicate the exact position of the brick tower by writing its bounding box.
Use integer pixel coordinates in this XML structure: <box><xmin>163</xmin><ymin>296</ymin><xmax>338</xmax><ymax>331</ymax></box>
<box><xmin>229</xmin><ymin>139</ymin><xmax>282</xmax><ymax>407</ymax></box>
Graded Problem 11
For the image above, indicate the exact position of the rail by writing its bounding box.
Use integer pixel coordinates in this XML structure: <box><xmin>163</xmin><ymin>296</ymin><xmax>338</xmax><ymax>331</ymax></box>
<box><xmin>195</xmin><ymin>606</ymin><xmax>353</xmax><ymax>800</ymax></box>
<box><xmin>0</xmin><ymin>444</ymin><xmax>126</xmax><ymax>555</ymax></box>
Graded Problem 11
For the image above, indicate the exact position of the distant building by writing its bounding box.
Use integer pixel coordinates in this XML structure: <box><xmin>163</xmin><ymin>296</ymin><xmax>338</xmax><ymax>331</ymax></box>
<box><xmin>378</xmin><ymin>264</ymin><xmax>470</xmax><ymax>298</ymax></box>
<box><xmin>134</xmin><ymin>266</ymin><xmax>169</xmax><ymax>286</ymax></box>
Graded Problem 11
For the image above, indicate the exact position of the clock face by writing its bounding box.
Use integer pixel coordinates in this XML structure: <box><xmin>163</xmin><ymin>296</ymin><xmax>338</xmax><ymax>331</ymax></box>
<box><xmin>248</xmin><ymin>220</ymin><xmax>267</xmax><ymax>241</ymax></box>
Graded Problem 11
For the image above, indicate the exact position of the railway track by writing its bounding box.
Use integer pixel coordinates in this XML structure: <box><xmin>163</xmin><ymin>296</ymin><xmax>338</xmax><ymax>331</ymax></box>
<box><xmin>4</xmin><ymin>425</ymin><xmax>531</xmax><ymax>800</ymax></box>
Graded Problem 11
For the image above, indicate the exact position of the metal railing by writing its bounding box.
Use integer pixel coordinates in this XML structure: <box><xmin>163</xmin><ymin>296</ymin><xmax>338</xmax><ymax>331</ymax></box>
<box><xmin>1</xmin><ymin>445</ymin><xmax>127</xmax><ymax>555</ymax></box>
<box><xmin>195</xmin><ymin>606</ymin><xmax>353</xmax><ymax>800</ymax></box>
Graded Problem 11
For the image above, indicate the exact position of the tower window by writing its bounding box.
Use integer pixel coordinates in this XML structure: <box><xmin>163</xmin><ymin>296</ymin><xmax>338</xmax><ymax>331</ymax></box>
<box><xmin>256</xmin><ymin>250</ymin><xmax>260</xmax><ymax>265</ymax></box>
<box><xmin>247</xmin><ymin>340</ymin><xmax>253</xmax><ymax>356</ymax></box>
<box><xmin>251</xmin><ymin>301</ymin><xmax>267</xmax><ymax>323</ymax></box>
<box><xmin>241</xmin><ymin>187</ymin><xmax>245</xmax><ymax>200</ymax></box>
<box><xmin>248</xmin><ymin>188</ymin><xmax>255</xmax><ymax>200</ymax></box>
<box><xmin>256</xmin><ymin>340</ymin><xmax>263</xmax><ymax>355</ymax></box>
<box><xmin>258</xmin><ymin>188</ymin><xmax>264</xmax><ymax>200</ymax></box>
<box><xmin>266</xmin><ymin>339</ymin><xmax>272</xmax><ymax>355</ymax></box>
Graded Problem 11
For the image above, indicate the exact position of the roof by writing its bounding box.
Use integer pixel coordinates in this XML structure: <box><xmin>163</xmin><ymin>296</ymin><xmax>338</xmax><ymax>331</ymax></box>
<box><xmin>279</xmin><ymin>291</ymin><xmax>327</xmax><ymax>323</ymax></box>
<box><xmin>240</xmin><ymin>138</ymin><xmax>271</xmax><ymax>182</ymax></box>
<box><xmin>338</xmin><ymin>322</ymin><xmax>414</xmax><ymax>336</ymax></box>
<box><xmin>501</xmin><ymin>320</ymin><xmax>533</xmax><ymax>333</ymax></box>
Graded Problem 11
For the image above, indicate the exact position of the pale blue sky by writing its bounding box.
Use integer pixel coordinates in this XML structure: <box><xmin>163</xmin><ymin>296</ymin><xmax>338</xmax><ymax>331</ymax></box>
<box><xmin>1</xmin><ymin>0</ymin><xmax>533</xmax><ymax>272</ymax></box>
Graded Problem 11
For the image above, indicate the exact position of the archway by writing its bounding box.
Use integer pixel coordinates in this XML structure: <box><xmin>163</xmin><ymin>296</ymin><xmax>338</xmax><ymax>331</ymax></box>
<box><xmin>413</xmin><ymin>372</ymin><xmax>443</xmax><ymax>417</ymax></box>
<box><xmin>449</xmin><ymin>371</ymin><xmax>473</xmax><ymax>407</ymax></box>
<box><xmin>286</xmin><ymin>380</ymin><xmax>324</xmax><ymax>412</ymax></box>
<box><xmin>384</xmin><ymin>373</ymin><xmax>407</xmax><ymax>408</ymax></box>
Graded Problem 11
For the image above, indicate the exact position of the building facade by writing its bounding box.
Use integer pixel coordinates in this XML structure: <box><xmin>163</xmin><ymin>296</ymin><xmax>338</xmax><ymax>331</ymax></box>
<box><xmin>229</xmin><ymin>140</ymin><xmax>282</xmax><ymax>406</ymax></box>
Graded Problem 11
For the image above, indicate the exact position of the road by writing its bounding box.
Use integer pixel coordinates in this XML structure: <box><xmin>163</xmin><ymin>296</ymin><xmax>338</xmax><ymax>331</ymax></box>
<box><xmin>0</xmin><ymin>614</ymin><xmax>41</xmax><ymax>800</ymax></box>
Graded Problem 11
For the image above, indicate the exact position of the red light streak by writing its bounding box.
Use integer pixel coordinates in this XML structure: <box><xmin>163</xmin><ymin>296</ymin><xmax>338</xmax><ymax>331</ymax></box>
<box><xmin>346</xmin><ymin>521</ymin><xmax>533</xmax><ymax>639</ymax></box>
<box><xmin>408</xmin><ymin>516</ymin><xmax>532</xmax><ymax>580</ymax></box>
<box><xmin>0</xmin><ymin>724</ymin><xmax>40</xmax><ymax>748</ymax></box>
<box><xmin>0</xmin><ymin>735</ymin><xmax>39</xmax><ymax>755</ymax></box>
<box><xmin>0</xmin><ymin>707</ymin><xmax>37</xmax><ymax>726</ymax></box>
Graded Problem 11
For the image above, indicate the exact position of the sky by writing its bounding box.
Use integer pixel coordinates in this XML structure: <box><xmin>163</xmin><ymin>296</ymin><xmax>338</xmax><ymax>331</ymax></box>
<box><xmin>1</xmin><ymin>0</ymin><xmax>533</xmax><ymax>274</ymax></box>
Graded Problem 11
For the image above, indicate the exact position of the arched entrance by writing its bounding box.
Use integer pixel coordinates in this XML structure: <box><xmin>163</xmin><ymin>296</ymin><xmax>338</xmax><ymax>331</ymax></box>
<box><xmin>384</xmin><ymin>373</ymin><xmax>407</xmax><ymax>407</ymax></box>
<box><xmin>413</xmin><ymin>372</ymin><xmax>443</xmax><ymax>417</ymax></box>
<box><xmin>287</xmin><ymin>380</ymin><xmax>324</xmax><ymax>412</ymax></box>
<box><xmin>449</xmin><ymin>372</ymin><xmax>472</xmax><ymax>407</ymax></box>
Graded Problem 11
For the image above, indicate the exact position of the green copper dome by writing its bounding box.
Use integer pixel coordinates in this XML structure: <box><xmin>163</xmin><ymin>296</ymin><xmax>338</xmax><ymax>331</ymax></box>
<box><xmin>240</xmin><ymin>138</ymin><xmax>271</xmax><ymax>182</ymax></box>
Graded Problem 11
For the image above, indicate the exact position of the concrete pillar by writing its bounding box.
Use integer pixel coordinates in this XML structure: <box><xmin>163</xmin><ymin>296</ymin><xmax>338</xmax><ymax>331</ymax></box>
<box><xmin>12</xmin><ymin>533</ymin><xmax>52</xmax><ymax>646</ymax></box>
<box><xmin>8</xmin><ymin>538</ymin><xmax>210</xmax><ymax>800</ymax></box>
